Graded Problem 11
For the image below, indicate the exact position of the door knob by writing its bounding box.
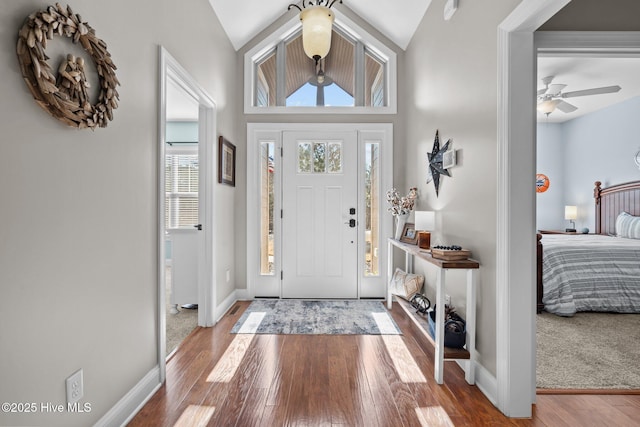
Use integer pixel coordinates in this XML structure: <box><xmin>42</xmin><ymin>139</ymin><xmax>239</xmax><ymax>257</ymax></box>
<box><xmin>194</xmin><ymin>224</ymin><xmax>202</xmax><ymax>230</ymax></box>
<box><xmin>344</xmin><ymin>219</ymin><xmax>356</xmax><ymax>228</ymax></box>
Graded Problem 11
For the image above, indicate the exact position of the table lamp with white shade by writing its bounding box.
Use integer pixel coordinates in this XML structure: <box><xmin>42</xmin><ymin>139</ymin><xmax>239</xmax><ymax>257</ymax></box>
<box><xmin>565</xmin><ymin>205</ymin><xmax>577</xmax><ymax>232</ymax></box>
<box><xmin>415</xmin><ymin>211</ymin><xmax>435</xmax><ymax>249</ymax></box>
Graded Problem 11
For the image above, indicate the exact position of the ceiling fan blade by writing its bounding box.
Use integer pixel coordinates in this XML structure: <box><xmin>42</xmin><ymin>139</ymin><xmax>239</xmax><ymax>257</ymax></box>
<box><xmin>555</xmin><ymin>100</ymin><xmax>578</xmax><ymax>113</ymax></box>
<box><xmin>545</xmin><ymin>84</ymin><xmax>566</xmax><ymax>96</ymax></box>
<box><xmin>537</xmin><ymin>88</ymin><xmax>547</xmax><ymax>96</ymax></box>
<box><xmin>562</xmin><ymin>85</ymin><xmax>621</xmax><ymax>98</ymax></box>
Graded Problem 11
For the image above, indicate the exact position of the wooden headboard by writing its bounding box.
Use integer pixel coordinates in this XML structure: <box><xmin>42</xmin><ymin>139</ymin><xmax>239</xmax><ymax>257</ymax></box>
<box><xmin>594</xmin><ymin>180</ymin><xmax>640</xmax><ymax>235</ymax></box>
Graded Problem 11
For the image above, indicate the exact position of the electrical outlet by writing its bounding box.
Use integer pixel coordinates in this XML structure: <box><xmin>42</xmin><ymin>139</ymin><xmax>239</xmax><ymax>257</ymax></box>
<box><xmin>445</xmin><ymin>294</ymin><xmax>451</xmax><ymax>305</ymax></box>
<box><xmin>66</xmin><ymin>369</ymin><xmax>84</xmax><ymax>404</ymax></box>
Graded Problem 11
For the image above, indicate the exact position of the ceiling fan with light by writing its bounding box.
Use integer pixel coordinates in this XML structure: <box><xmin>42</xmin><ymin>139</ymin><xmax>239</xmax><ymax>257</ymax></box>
<box><xmin>536</xmin><ymin>75</ymin><xmax>621</xmax><ymax>116</ymax></box>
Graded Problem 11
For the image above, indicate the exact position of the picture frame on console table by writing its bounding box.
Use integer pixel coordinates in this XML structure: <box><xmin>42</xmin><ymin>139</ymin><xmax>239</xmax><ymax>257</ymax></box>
<box><xmin>400</xmin><ymin>222</ymin><xmax>418</xmax><ymax>244</ymax></box>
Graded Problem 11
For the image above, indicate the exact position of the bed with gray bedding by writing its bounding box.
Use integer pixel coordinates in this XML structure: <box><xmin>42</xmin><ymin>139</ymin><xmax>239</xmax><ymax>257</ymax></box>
<box><xmin>541</xmin><ymin>234</ymin><xmax>640</xmax><ymax>316</ymax></box>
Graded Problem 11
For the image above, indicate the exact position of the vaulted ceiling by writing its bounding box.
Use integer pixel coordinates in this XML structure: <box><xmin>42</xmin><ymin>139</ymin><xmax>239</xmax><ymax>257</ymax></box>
<box><xmin>204</xmin><ymin>1</ymin><xmax>640</xmax><ymax>123</ymax></box>
<box><xmin>207</xmin><ymin>0</ymin><xmax>433</xmax><ymax>51</ymax></box>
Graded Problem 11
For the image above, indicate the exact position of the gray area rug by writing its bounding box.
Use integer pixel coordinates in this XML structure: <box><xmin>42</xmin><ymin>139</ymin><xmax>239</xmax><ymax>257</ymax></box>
<box><xmin>231</xmin><ymin>300</ymin><xmax>401</xmax><ymax>335</ymax></box>
<box><xmin>537</xmin><ymin>311</ymin><xmax>640</xmax><ymax>389</ymax></box>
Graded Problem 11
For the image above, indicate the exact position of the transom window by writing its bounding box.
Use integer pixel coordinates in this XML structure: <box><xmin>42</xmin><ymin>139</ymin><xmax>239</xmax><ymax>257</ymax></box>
<box><xmin>244</xmin><ymin>13</ymin><xmax>396</xmax><ymax>114</ymax></box>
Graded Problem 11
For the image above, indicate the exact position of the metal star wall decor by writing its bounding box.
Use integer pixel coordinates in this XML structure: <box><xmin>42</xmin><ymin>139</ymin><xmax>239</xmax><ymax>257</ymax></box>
<box><xmin>427</xmin><ymin>130</ymin><xmax>451</xmax><ymax>197</ymax></box>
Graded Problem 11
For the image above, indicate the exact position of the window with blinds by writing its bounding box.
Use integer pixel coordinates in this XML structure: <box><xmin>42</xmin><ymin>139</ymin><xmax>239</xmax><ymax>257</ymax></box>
<box><xmin>165</xmin><ymin>148</ymin><xmax>199</xmax><ymax>229</ymax></box>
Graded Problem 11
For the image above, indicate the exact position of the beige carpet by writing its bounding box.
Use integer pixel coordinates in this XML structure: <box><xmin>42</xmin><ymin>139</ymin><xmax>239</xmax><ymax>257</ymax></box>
<box><xmin>165</xmin><ymin>266</ymin><xmax>198</xmax><ymax>356</ymax></box>
<box><xmin>166</xmin><ymin>306</ymin><xmax>198</xmax><ymax>355</ymax></box>
<box><xmin>537</xmin><ymin>311</ymin><xmax>640</xmax><ymax>389</ymax></box>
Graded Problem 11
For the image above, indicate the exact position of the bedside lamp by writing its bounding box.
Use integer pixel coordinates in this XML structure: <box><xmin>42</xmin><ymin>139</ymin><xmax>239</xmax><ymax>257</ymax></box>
<box><xmin>564</xmin><ymin>205</ymin><xmax>577</xmax><ymax>232</ymax></box>
<box><xmin>415</xmin><ymin>211</ymin><xmax>435</xmax><ymax>249</ymax></box>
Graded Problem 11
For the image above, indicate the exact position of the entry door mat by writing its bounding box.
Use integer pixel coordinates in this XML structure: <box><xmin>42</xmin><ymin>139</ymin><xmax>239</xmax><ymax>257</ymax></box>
<box><xmin>231</xmin><ymin>300</ymin><xmax>402</xmax><ymax>335</ymax></box>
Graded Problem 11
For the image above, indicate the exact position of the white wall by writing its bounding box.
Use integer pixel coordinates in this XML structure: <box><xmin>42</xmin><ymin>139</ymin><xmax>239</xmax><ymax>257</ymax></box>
<box><xmin>0</xmin><ymin>1</ymin><xmax>239</xmax><ymax>426</ymax></box>
<box><xmin>536</xmin><ymin>96</ymin><xmax>640</xmax><ymax>232</ymax></box>
<box><xmin>536</xmin><ymin>123</ymin><xmax>565</xmax><ymax>230</ymax></box>
<box><xmin>564</xmin><ymin>96</ymin><xmax>640</xmax><ymax>229</ymax></box>
<box><xmin>403</xmin><ymin>0</ymin><xmax>520</xmax><ymax>377</ymax></box>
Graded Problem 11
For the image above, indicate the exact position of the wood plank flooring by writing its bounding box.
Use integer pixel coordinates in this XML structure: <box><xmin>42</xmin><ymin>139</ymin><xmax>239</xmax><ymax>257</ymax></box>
<box><xmin>129</xmin><ymin>301</ymin><xmax>640</xmax><ymax>426</ymax></box>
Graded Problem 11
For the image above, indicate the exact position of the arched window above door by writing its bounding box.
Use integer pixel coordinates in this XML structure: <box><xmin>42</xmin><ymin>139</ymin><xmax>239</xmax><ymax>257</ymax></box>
<box><xmin>244</xmin><ymin>13</ymin><xmax>397</xmax><ymax>114</ymax></box>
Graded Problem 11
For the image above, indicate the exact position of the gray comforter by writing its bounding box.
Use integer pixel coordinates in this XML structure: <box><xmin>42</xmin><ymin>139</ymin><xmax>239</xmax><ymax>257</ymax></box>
<box><xmin>541</xmin><ymin>234</ymin><xmax>640</xmax><ymax>316</ymax></box>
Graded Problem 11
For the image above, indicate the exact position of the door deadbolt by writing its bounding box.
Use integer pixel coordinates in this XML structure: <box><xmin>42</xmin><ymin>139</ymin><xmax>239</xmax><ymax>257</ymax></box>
<box><xmin>349</xmin><ymin>208</ymin><xmax>356</xmax><ymax>215</ymax></box>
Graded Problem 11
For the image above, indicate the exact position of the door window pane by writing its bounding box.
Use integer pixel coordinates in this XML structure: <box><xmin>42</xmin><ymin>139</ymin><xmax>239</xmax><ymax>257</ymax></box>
<box><xmin>297</xmin><ymin>142</ymin><xmax>312</xmax><ymax>173</ymax></box>
<box><xmin>313</xmin><ymin>142</ymin><xmax>326</xmax><ymax>173</ymax></box>
<box><xmin>298</xmin><ymin>141</ymin><xmax>343</xmax><ymax>174</ymax></box>
<box><xmin>327</xmin><ymin>142</ymin><xmax>342</xmax><ymax>173</ymax></box>
<box><xmin>364</xmin><ymin>142</ymin><xmax>380</xmax><ymax>276</ymax></box>
<box><xmin>260</xmin><ymin>142</ymin><xmax>275</xmax><ymax>275</ymax></box>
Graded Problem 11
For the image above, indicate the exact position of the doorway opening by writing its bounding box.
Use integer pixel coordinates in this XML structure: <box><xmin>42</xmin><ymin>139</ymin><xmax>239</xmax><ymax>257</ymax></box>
<box><xmin>164</xmin><ymin>78</ymin><xmax>200</xmax><ymax>356</ymax></box>
<box><xmin>534</xmin><ymin>32</ymin><xmax>640</xmax><ymax>391</ymax></box>
<box><xmin>158</xmin><ymin>47</ymin><xmax>217</xmax><ymax>381</ymax></box>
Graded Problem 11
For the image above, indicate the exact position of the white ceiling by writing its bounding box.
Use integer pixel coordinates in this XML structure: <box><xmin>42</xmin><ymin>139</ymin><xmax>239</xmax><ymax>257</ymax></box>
<box><xmin>167</xmin><ymin>79</ymin><xmax>199</xmax><ymax>121</ymax></box>
<box><xmin>537</xmin><ymin>56</ymin><xmax>640</xmax><ymax>123</ymax></box>
<box><xmin>207</xmin><ymin>0</ymin><xmax>433</xmax><ymax>51</ymax></box>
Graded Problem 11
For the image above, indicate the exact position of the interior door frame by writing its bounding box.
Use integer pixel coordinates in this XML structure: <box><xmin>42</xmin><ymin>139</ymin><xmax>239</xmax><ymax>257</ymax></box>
<box><xmin>246</xmin><ymin>123</ymin><xmax>393</xmax><ymax>299</ymax></box>
<box><xmin>158</xmin><ymin>47</ymin><xmax>217</xmax><ymax>382</ymax></box>
<box><xmin>496</xmin><ymin>0</ymin><xmax>570</xmax><ymax>417</ymax></box>
<box><xmin>498</xmin><ymin>0</ymin><xmax>640</xmax><ymax>417</ymax></box>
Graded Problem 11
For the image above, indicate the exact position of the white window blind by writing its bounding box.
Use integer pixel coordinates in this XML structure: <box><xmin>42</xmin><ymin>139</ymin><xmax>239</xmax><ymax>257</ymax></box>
<box><xmin>165</xmin><ymin>151</ymin><xmax>198</xmax><ymax>228</ymax></box>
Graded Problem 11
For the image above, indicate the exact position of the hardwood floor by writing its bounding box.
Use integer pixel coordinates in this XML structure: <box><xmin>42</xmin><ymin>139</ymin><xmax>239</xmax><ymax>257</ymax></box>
<box><xmin>129</xmin><ymin>301</ymin><xmax>640</xmax><ymax>426</ymax></box>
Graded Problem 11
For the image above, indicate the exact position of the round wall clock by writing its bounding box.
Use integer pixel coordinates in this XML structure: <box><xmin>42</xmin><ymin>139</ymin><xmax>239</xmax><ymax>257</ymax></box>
<box><xmin>536</xmin><ymin>173</ymin><xmax>550</xmax><ymax>193</ymax></box>
<box><xmin>16</xmin><ymin>3</ymin><xmax>119</xmax><ymax>129</ymax></box>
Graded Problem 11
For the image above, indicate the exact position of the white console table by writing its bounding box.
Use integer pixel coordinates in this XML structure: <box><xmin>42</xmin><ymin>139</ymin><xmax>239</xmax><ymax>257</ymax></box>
<box><xmin>387</xmin><ymin>238</ymin><xmax>479</xmax><ymax>385</ymax></box>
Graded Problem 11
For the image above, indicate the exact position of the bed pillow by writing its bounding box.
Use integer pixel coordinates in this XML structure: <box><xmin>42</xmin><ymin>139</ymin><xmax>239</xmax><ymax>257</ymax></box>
<box><xmin>389</xmin><ymin>268</ymin><xmax>424</xmax><ymax>300</ymax></box>
<box><xmin>615</xmin><ymin>211</ymin><xmax>640</xmax><ymax>239</ymax></box>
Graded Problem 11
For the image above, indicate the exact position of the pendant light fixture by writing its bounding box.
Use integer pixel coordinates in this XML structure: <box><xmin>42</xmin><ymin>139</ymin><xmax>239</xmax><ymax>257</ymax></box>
<box><xmin>288</xmin><ymin>1</ymin><xmax>342</xmax><ymax>66</ymax></box>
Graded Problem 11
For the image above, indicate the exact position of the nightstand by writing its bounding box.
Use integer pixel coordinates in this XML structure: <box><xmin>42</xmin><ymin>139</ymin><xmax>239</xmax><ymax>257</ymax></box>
<box><xmin>538</xmin><ymin>229</ymin><xmax>578</xmax><ymax>235</ymax></box>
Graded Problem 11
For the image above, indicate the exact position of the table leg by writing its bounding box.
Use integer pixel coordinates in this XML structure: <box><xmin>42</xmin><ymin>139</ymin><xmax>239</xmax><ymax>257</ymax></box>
<box><xmin>404</xmin><ymin>250</ymin><xmax>413</xmax><ymax>273</ymax></box>
<box><xmin>465</xmin><ymin>269</ymin><xmax>477</xmax><ymax>384</ymax></box>
<box><xmin>387</xmin><ymin>240</ymin><xmax>393</xmax><ymax>309</ymax></box>
<box><xmin>434</xmin><ymin>268</ymin><xmax>446</xmax><ymax>384</ymax></box>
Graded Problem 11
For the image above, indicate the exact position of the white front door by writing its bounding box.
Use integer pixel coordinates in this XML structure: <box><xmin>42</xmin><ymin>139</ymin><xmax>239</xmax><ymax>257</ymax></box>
<box><xmin>282</xmin><ymin>130</ymin><xmax>358</xmax><ymax>298</ymax></box>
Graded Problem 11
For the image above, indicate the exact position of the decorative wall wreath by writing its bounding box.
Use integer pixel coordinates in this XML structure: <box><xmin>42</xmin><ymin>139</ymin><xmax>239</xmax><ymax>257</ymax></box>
<box><xmin>16</xmin><ymin>3</ymin><xmax>119</xmax><ymax>129</ymax></box>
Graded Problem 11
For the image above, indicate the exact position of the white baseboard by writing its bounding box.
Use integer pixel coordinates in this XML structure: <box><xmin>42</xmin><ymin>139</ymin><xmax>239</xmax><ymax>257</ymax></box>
<box><xmin>461</xmin><ymin>360</ymin><xmax>497</xmax><ymax>406</ymax></box>
<box><xmin>94</xmin><ymin>366</ymin><xmax>161</xmax><ymax>427</ymax></box>
<box><xmin>214</xmin><ymin>288</ymin><xmax>253</xmax><ymax>323</ymax></box>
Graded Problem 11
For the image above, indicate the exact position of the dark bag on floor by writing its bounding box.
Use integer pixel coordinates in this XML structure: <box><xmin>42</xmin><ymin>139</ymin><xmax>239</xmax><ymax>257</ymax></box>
<box><xmin>428</xmin><ymin>304</ymin><xmax>466</xmax><ymax>348</ymax></box>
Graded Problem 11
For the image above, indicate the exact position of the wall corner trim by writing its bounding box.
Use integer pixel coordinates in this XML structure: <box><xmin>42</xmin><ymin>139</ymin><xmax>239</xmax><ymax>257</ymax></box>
<box><xmin>94</xmin><ymin>366</ymin><xmax>161</xmax><ymax>427</ymax></box>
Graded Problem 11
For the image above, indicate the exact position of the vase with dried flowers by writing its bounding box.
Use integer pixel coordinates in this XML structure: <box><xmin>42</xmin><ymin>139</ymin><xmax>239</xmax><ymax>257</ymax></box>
<box><xmin>386</xmin><ymin>187</ymin><xmax>418</xmax><ymax>239</ymax></box>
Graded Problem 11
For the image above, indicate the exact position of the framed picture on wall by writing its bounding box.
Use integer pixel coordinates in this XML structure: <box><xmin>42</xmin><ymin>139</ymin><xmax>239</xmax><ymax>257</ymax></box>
<box><xmin>218</xmin><ymin>136</ymin><xmax>236</xmax><ymax>187</ymax></box>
